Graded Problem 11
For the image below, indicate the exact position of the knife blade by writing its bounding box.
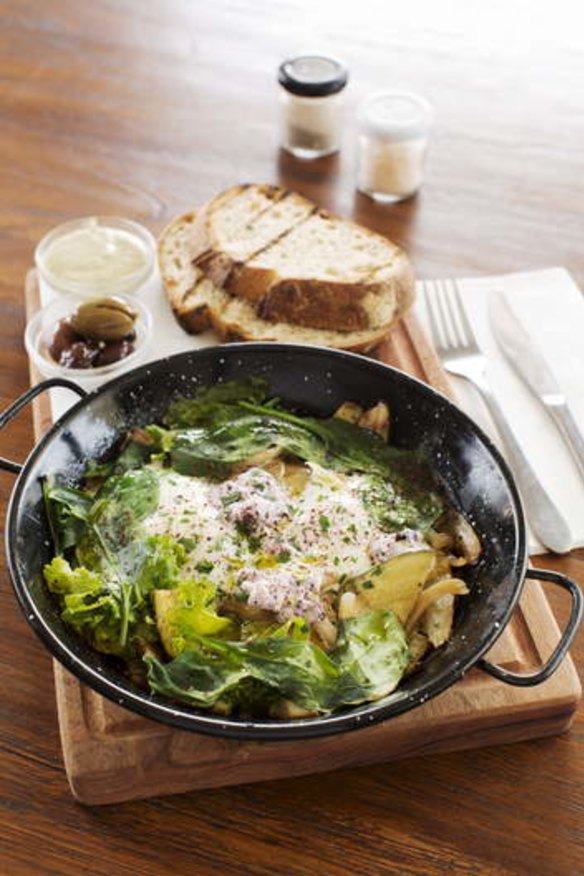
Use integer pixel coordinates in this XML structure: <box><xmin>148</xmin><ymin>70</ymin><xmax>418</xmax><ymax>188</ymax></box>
<box><xmin>488</xmin><ymin>288</ymin><xmax>584</xmax><ymax>479</ymax></box>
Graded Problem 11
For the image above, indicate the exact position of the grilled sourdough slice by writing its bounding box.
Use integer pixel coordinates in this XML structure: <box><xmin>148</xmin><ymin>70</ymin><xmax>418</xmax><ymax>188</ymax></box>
<box><xmin>159</xmin><ymin>211</ymin><xmax>211</xmax><ymax>333</ymax></box>
<box><xmin>208</xmin><ymin>282</ymin><xmax>395</xmax><ymax>351</ymax></box>
<box><xmin>160</xmin><ymin>184</ymin><xmax>414</xmax><ymax>343</ymax></box>
<box><xmin>159</xmin><ymin>213</ymin><xmax>392</xmax><ymax>350</ymax></box>
<box><xmin>190</xmin><ymin>184</ymin><xmax>316</xmax><ymax>289</ymax></box>
<box><xmin>225</xmin><ymin>209</ymin><xmax>414</xmax><ymax>331</ymax></box>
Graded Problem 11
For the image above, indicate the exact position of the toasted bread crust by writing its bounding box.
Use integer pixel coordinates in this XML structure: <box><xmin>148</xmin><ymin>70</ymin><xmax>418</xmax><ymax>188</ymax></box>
<box><xmin>188</xmin><ymin>183</ymin><xmax>290</xmax><ymax>290</ymax></box>
<box><xmin>210</xmin><ymin>304</ymin><xmax>391</xmax><ymax>352</ymax></box>
<box><xmin>158</xmin><ymin>185</ymin><xmax>415</xmax><ymax>349</ymax></box>
<box><xmin>257</xmin><ymin>279</ymin><xmax>371</xmax><ymax>331</ymax></box>
<box><xmin>172</xmin><ymin>303</ymin><xmax>213</xmax><ymax>334</ymax></box>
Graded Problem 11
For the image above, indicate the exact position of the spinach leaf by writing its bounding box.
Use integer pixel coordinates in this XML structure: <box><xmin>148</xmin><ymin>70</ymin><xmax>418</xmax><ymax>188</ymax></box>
<box><xmin>135</xmin><ymin>534</ymin><xmax>187</xmax><ymax>597</ymax></box>
<box><xmin>165</xmin><ymin>376</ymin><xmax>269</xmax><ymax>428</ymax></box>
<box><xmin>169</xmin><ymin>415</ymin><xmax>326</xmax><ymax>478</ymax></box>
<box><xmin>144</xmin><ymin>609</ymin><xmax>409</xmax><ymax>714</ymax></box>
<box><xmin>50</xmin><ymin>469</ymin><xmax>162</xmax><ymax>651</ymax></box>
<box><xmin>78</xmin><ymin>467</ymin><xmax>160</xmax><ymax>566</ymax></box>
<box><xmin>334</xmin><ymin>611</ymin><xmax>409</xmax><ymax>701</ymax></box>
<box><xmin>362</xmin><ymin>474</ymin><xmax>444</xmax><ymax>533</ymax></box>
<box><xmin>42</xmin><ymin>479</ymin><xmax>93</xmax><ymax>555</ymax></box>
<box><xmin>84</xmin><ymin>439</ymin><xmax>153</xmax><ymax>480</ymax></box>
<box><xmin>145</xmin><ymin>634</ymin><xmax>358</xmax><ymax>712</ymax></box>
<box><xmin>93</xmin><ymin>467</ymin><xmax>160</xmax><ymax>519</ymax></box>
<box><xmin>239</xmin><ymin>401</ymin><xmax>435</xmax><ymax>485</ymax></box>
<box><xmin>168</xmin><ymin>402</ymin><xmax>443</xmax><ymax>527</ymax></box>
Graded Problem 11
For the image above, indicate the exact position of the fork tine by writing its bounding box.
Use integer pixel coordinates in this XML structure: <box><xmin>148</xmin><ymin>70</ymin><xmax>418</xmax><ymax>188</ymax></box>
<box><xmin>449</xmin><ymin>279</ymin><xmax>475</xmax><ymax>348</ymax></box>
<box><xmin>441</xmin><ymin>279</ymin><xmax>465</xmax><ymax>348</ymax></box>
<box><xmin>422</xmin><ymin>281</ymin><xmax>448</xmax><ymax>351</ymax></box>
<box><xmin>435</xmin><ymin>279</ymin><xmax>458</xmax><ymax>349</ymax></box>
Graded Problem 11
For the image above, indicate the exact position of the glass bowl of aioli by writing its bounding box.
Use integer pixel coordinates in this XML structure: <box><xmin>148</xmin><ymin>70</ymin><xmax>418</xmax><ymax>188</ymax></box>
<box><xmin>34</xmin><ymin>216</ymin><xmax>156</xmax><ymax>298</ymax></box>
<box><xmin>25</xmin><ymin>294</ymin><xmax>153</xmax><ymax>388</ymax></box>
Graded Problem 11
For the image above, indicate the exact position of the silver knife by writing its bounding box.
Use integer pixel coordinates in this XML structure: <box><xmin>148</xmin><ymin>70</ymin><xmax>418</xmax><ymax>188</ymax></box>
<box><xmin>489</xmin><ymin>288</ymin><xmax>584</xmax><ymax>480</ymax></box>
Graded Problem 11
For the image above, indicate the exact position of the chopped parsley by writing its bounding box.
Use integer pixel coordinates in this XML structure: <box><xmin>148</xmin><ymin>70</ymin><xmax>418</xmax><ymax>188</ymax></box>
<box><xmin>221</xmin><ymin>492</ymin><xmax>242</xmax><ymax>506</ymax></box>
<box><xmin>319</xmin><ymin>514</ymin><xmax>331</xmax><ymax>532</ymax></box>
<box><xmin>234</xmin><ymin>590</ymin><xmax>250</xmax><ymax>602</ymax></box>
<box><xmin>196</xmin><ymin>560</ymin><xmax>215</xmax><ymax>574</ymax></box>
<box><xmin>178</xmin><ymin>536</ymin><xmax>198</xmax><ymax>552</ymax></box>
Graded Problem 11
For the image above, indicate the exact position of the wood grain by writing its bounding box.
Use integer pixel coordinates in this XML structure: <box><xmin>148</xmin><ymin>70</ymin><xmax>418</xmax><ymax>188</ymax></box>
<box><xmin>1</xmin><ymin>1</ymin><xmax>584</xmax><ymax>874</ymax></box>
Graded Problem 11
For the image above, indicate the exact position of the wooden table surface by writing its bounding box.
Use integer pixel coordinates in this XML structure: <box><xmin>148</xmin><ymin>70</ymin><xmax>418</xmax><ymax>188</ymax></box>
<box><xmin>1</xmin><ymin>2</ymin><xmax>583</xmax><ymax>874</ymax></box>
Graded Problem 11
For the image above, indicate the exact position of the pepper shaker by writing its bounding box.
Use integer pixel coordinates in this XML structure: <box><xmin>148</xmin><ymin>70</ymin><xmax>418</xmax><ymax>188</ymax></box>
<box><xmin>278</xmin><ymin>55</ymin><xmax>348</xmax><ymax>159</ymax></box>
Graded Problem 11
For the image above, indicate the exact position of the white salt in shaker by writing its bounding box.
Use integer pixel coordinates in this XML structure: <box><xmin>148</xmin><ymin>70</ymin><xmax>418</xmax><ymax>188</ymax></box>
<box><xmin>356</xmin><ymin>91</ymin><xmax>434</xmax><ymax>202</ymax></box>
<box><xmin>278</xmin><ymin>55</ymin><xmax>348</xmax><ymax>159</ymax></box>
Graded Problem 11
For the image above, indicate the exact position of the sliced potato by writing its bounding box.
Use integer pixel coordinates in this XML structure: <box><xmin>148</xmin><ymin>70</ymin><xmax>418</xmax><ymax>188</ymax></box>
<box><xmin>311</xmin><ymin>618</ymin><xmax>338</xmax><ymax>651</ymax></box>
<box><xmin>421</xmin><ymin>593</ymin><xmax>455</xmax><ymax>647</ymax></box>
<box><xmin>427</xmin><ymin>529</ymin><xmax>452</xmax><ymax>552</ymax></box>
<box><xmin>261</xmin><ymin>458</ymin><xmax>286</xmax><ymax>481</ymax></box>
<box><xmin>271</xmin><ymin>699</ymin><xmax>320</xmax><ymax>719</ymax></box>
<box><xmin>358</xmin><ymin>401</ymin><xmax>391</xmax><ymax>440</ymax></box>
<box><xmin>338</xmin><ymin>591</ymin><xmax>359</xmax><ymax>620</ymax></box>
<box><xmin>405</xmin><ymin>630</ymin><xmax>430</xmax><ymax>675</ymax></box>
<box><xmin>281</xmin><ymin>460</ymin><xmax>311</xmax><ymax>495</ymax></box>
<box><xmin>433</xmin><ymin>509</ymin><xmax>481</xmax><ymax>564</ymax></box>
<box><xmin>406</xmin><ymin>577</ymin><xmax>469</xmax><ymax>632</ymax></box>
<box><xmin>233</xmin><ymin>445</ymin><xmax>282</xmax><ymax>472</ymax></box>
<box><xmin>334</xmin><ymin>401</ymin><xmax>364</xmax><ymax>423</ymax></box>
<box><xmin>347</xmin><ymin>550</ymin><xmax>436</xmax><ymax>624</ymax></box>
<box><xmin>153</xmin><ymin>590</ymin><xmax>180</xmax><ymax>657</ymax></box>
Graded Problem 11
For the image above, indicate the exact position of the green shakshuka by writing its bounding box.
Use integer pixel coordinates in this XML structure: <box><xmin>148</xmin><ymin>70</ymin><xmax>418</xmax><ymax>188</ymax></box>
<box><xmin>42</xmin><ymin>378</ymin><xmax>481</xmax><ymax>718</ymax></box>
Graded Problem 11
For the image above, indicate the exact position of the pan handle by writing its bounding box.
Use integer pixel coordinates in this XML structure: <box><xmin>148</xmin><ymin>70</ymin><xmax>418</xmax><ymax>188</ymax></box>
<box><xmin>478</xmin><ymin>568</ymin><xmax>583</xmax><ymax>686</ymax></box>
<box><xmin>0</xmin><ymin>378</ymin><xmax>87</xmax><ymax>475</ymax></box>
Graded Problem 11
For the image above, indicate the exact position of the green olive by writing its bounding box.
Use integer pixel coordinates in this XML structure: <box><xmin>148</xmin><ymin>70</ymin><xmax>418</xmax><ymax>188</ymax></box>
<box><xmin>70</xmin><ymin>297</ymin><xmax>137</xmax><ymax>341</ymax></box>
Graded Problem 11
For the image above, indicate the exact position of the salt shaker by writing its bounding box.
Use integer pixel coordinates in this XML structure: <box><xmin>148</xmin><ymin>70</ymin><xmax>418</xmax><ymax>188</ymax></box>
<box><xmin>278</xmin><ymin>55</ymin><xmax>348</xmax><ymax>159</ymax></box>
<box><xmin>356</xmin><ymin>91</ymin><xmax>434</xmax><ymax>202</ymax></box>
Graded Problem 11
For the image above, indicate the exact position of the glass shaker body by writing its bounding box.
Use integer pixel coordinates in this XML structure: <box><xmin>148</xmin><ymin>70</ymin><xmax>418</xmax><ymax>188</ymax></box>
<box><xmin>356</xmin><ymin>91</ymin><xmax>433</xmax><ymax>202</ymax></box>
<box><xmin>279</xmin><ymin>89</ymin><xmax>345</xmax><ymax>159</ymax></box>
<box><xmin>278</xmin><ymin>56</ymin><xmax>348</xmax><ymax>160</ymax></box>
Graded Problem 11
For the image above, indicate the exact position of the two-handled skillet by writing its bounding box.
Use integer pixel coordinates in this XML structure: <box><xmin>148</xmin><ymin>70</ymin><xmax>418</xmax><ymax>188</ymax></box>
<box><xmin>2</xmin><ymin>344</ymin><xmax>581</xmax><ymax>739</ymax></box>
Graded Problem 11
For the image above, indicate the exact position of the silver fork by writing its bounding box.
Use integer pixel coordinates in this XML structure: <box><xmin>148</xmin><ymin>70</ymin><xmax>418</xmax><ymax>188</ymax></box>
<box><xmin>422</xmin><ymin>279</ymin><xmax>573</xmax><ymax>554</ymax></box>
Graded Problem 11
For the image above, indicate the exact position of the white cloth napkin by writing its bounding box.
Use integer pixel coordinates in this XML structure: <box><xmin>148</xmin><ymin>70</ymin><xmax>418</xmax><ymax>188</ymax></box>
<box><xmin>415</xmin><ymin>267</ymin><xmax>584</xmax><ymax>555</ymax></box>
<box><xmin>40</xmin><ymin>266</ymin><xmax>584</xmax><ymax>554</ymax></box>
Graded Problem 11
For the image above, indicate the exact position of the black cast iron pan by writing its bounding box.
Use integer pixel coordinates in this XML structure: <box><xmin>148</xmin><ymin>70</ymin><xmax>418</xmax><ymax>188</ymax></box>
<box><xmin>2</xmin><ymin>344</ymin><xmax>582</xmax><ymax>740</ymax></box>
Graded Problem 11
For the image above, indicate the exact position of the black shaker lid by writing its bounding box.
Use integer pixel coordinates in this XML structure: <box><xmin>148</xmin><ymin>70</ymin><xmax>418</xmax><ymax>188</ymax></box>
<box><xmin>278</xmin><ymin>56</ymin><xmax>348</xmax><ymax>97</ymax></box>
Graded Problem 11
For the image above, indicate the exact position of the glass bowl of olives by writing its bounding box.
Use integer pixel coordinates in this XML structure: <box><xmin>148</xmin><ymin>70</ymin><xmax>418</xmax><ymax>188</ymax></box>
<box><xmin>25</xmin><ymin>294</ymin><xmax>153</xmax><ymax>386</ymax></box>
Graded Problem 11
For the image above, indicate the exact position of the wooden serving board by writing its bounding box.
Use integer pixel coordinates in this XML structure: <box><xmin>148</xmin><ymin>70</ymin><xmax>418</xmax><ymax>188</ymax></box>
<box><xmin>24</xmin><ymin>271</ymin><xmax>581</xmax><ymax>806</ymax></box>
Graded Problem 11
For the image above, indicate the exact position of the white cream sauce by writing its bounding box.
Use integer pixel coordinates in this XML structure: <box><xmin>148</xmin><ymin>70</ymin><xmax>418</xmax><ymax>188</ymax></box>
<box><xmin>141</xmin><ymin>463</ymin><xmax>418</xmax><ymax>623</ymax></box>
<box><xmin>42</xmin><ymin>220</ymin><xmax>148</xmax><ymax>286</ymax></box>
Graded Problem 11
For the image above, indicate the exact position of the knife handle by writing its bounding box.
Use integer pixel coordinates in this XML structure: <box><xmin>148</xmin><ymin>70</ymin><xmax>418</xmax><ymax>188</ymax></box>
<box><xmin>467</xmin><ymin>373</ymin><xmax>573</xmax><ymax>554</ymax></box>
<box><xmin>547</xmin><ymin>399</ymin><xmax>584</xmax><ymax>480</ymax></box>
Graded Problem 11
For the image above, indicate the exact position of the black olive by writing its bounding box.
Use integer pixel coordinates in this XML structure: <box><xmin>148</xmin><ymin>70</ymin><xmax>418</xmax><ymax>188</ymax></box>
<box><xmin>49</xmin><ymin>318</ymin><xmax>82</xmax><ymax>362</ymax></box>
<box><xmin>59</xmin><ymin>341</ymin><xmax>100</xmax><ymax>369</ymax></box>
<box><xmin>94</xmin><ymin>338</ymin><xmax>135</xmax><ymax>367</ymax></box>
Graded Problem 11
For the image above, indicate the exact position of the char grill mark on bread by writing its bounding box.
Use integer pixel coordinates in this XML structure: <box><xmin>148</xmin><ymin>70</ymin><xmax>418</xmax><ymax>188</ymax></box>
<box><xmin>189</xmin><ymin>184</ymin><xmax>289</xmax><ymax>289</ymax></box>
<box><xmin>194</xmin><ymin>188</ymin><xmax>318</xmax><ymax>296</ymax></box>
<box><xmin>158</xmin><ymin>184</ymin><xmax>415</xmax><ymax>348</ymax></box>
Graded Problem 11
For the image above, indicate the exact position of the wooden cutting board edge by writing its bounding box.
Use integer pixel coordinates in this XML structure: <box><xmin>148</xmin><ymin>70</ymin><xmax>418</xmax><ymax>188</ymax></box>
<box><xmin>23</xmin><ymin>268</ymin><xmax>582</xmax><ymax>805</ymax></box>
